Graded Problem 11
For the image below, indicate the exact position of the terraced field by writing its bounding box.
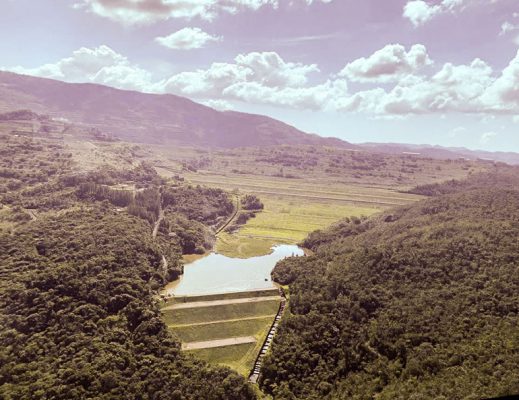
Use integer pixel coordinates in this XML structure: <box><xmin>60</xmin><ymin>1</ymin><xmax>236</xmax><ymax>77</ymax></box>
<box><xmin>161</xmin><ymin>289</ymin><xmax>281</xmax><ymax>376</ymax></box>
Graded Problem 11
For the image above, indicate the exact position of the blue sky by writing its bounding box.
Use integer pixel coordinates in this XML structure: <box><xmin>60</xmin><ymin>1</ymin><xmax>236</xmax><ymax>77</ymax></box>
<box><xmin>1</xmin><ymin>0</ymin><xmax>519</xmax><ymax>151</ymax></box>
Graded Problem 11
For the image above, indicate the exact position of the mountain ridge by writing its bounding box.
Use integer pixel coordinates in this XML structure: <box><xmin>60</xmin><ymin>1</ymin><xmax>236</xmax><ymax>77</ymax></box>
<box><xmin>359</xmin><ymin>142</ymin><xmax>519</xmax><ymax>165</ymax></box>
<box><xmin>1</xmin><ymin>70</ymin><xmax>519</xmax><ymax>165</ymax></box>
<box><xmin>0</xmin><ymin>71</ymin><xmax>353</xmax><ymax>149</ymax></box>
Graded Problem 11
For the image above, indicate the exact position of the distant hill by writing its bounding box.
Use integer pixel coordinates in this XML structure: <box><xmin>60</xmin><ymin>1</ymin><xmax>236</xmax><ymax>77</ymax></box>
<box><xmin>0</xmin><ymin>71</ymin><xmax>353</xmax><ymax>149</ymax></box>
<box><xmin>360</xmin><ymin>142</ymin><xmax>519</xmax><ymax>165</ymax></box>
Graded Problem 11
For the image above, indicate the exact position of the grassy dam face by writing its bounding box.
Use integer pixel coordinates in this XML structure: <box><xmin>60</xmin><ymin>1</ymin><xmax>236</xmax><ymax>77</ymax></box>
<box><xmin>160</xmin><ymin>245</ymin><xmax>303</xmax><ymax>376</ymax></box>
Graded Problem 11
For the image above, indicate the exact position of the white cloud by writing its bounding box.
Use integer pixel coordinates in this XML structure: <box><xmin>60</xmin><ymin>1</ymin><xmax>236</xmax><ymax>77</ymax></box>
<box><xmin>480</xmin><ymin>49</ymin><xmax>519</xmax><ymax>112</ymax></box>
<box><xmin>403</xmin><ymin>1</ymin><xmax>441</xmax><ymax>27</ymax></box>
<box><xmin>155</xmin><ymin>27</ymin><xmax>221</xmax><ymax>50</ymax></box>
<box><xmin>75</xmin><ymin>0</ymin><xmax>334</xmax><ymax>25</ymax></box>
<box><xmin>160</xmin><ymin>63</ymin><xmax>249</xmax><ymax>97</ymax></box>
<box><xmin>222</xmin><ymin>78</ymin><xmax>347</xmax><ymax>110</ymax></box>
<box><xmin>234</xmin><ymin>52</ymin><xmax>318</xmax><ymax>87</ymax></box>
<box><xmin>403</xmin><ymin>0</ymin><xmax>465</xmax><ymax>27</ymax></box>
<box><xmin>480</xmin><ymin>131</ymin><xmax>497</xmax><ymax>144</ymax></box>
<box><xmin>336</xmin><ymin>58</ymin><xmax>496</xmax><ymax>115</ymax></box>
<box><xmin>158</xmin><ymin>51</ymin><xmax>335</xmax><ymax>109</ymax></box>
<box><xmin>500</xmin><ymin>21</ymin><xmax>518</xmax><ymax>35</ymax></box>
<box><xmin>338</xmin><ymin>44</ymin><xmax>432</xmax><ymax>83</ymax></box>
<box><xmin>160</xmin><ymin>51</ymin><xmax>319</xmax><ymax>95</ymax></box>
<box><xmin>4</xmin><ymin>43</ymin><xmax>519</xmax><ymax>117</ymax></box>
<box><xmin>199</xmin><ymin>99</ymin><xmax>234</xmax><ymax>111</ymax></box>
<box><xmin>75</xmin><ymin>0</ymin><xmax>273</xmax><ymax>24</ymax></box>
<box><xmin>4</xmin><ymin>45</ymin><xmax>153</xmax><ymax>92</ymax></box>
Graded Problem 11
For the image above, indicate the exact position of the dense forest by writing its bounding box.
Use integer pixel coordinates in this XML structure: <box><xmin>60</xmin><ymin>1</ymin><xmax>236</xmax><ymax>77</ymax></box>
<box><xmin>261</xmin><ymin>169</ymin><xmax>519</xmax><ymax>399</ymax></box>
<box><xmin>0</xmin><ymin>133</ymin><xmax>255</xmax><ymax>399</ymax></box>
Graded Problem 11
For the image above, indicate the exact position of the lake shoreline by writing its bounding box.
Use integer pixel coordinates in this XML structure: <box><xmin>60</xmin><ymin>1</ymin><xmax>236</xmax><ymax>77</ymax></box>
<box><xmin>162</xmin><ymin>244</ymin><xmax>304</xmax><ymax>298</ymax></box>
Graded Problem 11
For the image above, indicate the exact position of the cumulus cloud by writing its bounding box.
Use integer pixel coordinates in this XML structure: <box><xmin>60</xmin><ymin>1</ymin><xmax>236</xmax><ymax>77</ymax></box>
<box><xmin>338</xmin><ymin>44</ymin><xmax>432</xmax><ymax>83</ymax></box>
<box><xmin>480</xmin><ymin>50</ymin><xmax>519</xmax><ymax>111</ymax></box>
<box><xmin>234</xmin><ymin>52</ymin><xmax>318</xmax><ymax>87</ymax></box>
<box><xmin>155</xmin><ymin>27</ymin><xmax>221</xmax><ymax>49</ymax></box>
<box><xmin>222</xmin><ymin>79</ymin><xmax>347</xmax><ymax>110</ymax></box>
<box><xmin>335</xmin><ymin>51</ymin><xmax>519</xmax><ymax>117</ymax></box>
<box><xmin>336</xmin><ymin>58</ymin><xmax>496</xmax><ymax>115</ymax></box>
<box><xmin>75</xmin><ymin>0</ymin><xmax>334</xmax><ymax>25</ymax></box>
<box><xmin>4</xmin><ymin>43</ymin><xmax>519</xmax><ymax>117</ymax></box>
<box><xmin>158</xmin><ymin>51</ymin><xmax>333</xmax><ymax>109</ymax></box>
<box><xmin>161</xmin><ymin>51</ymin><xmax>319</xmax><ymax>95</ymax></box>
<box><xmin>5</xmin><ymin>45</ymin><xmax>153</xmax><ymax>92</ymax></box>
<box><xmin>403</xmin><ymin>0</ymin><xmax>465</xmax><ymax>27</ymax></box>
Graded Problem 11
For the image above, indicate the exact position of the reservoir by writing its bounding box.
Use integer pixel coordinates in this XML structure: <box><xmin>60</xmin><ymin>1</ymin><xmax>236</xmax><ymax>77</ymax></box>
<box><xmin>164</xmin><ymin>244</ymin><xmax>304</xmax><ymax>296</ymax></box>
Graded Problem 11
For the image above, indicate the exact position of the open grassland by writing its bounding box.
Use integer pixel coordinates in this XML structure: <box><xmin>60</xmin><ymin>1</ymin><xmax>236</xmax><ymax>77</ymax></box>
<box><xmin>149</xmin><ymin>143</ymin><xmax>488</xmax><ymax>189</ymax></box>
<box><xmin>182</xmin><ymin>172</ymin><xmax>425</xmax><ymax>206</ymax></box>
<box><xmin>45</xmin><ymin>140</ymin><xmax>488</xmax><ymax>258</ymax></box>
<box><xmin>173</xmin><ymin>164</ymin><xmax>428</xmax><ymax>258</ymax></box>
<box><xmin>174</xmin><ymin>170</ymin><xmax>412</xmax><ymax>258</ymax></box>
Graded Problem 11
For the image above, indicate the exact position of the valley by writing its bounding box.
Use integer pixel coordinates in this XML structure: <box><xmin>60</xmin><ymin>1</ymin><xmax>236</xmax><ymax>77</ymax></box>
<box><xmin>0</xmin><ymin>75</ymin><xmax>517</xmax><ymax>400</ymax></box>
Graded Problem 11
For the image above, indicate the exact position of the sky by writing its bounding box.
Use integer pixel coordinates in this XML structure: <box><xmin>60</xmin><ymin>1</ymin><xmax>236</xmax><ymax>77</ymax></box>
<box><xmin>1</xmin><ymin>0</ymin><xmax>519</xmax><ymax>152</ymax></box>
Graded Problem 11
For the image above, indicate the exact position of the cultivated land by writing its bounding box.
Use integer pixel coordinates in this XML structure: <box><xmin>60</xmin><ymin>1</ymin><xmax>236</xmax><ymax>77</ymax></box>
<box><xmin>162</xmin><ymin>289</ymin><xmax>281</xmax><ymax>376</ymax></box>
<box><xmin>146</xmin><ymin>143</ymin><xmax>488</xmax><ymax>257</ymax></box>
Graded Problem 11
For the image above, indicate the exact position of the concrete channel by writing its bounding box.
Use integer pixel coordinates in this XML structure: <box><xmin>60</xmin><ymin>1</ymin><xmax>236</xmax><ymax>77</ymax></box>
<box><xmin>248</xmin><ymin>287</ymin><xmax>286</xmax><ymax>384</ymax></box>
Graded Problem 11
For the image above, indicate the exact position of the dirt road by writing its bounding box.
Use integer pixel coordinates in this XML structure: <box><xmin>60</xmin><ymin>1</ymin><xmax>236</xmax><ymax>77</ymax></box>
<box><xmin>182</xmin><ymin>336</ymin><xmax>256</xmax><ymax>350</ymax></box>
<box><xmin>163</xmin><ymin>296</ymin><xmax>280</xmax><ymax>310</ymax></box>
<box><xmin>169</xmin><ymin>314</ymin><xmax>276</xmax><ymax>328</ymax></box>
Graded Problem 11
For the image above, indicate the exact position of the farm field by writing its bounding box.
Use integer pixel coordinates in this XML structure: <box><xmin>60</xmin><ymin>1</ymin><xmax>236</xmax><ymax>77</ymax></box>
<box><xmin>146</xmin><ymin>144</ymin><xmax>479</xmax><ymax>258</ymax></box>
<box><xmin>162</xmin><ymin>289</ymin><xmax>280</xmax><ymax>376</ymax></box>
<box><xmin>180</xmin><ymin>172</ymin><xmax>422</xmax><ymax>257</ymax></box>
<box><xmin>216</xmin><ymin>194</ymin><xmax>381</xmax><ymax>257</ymax></box>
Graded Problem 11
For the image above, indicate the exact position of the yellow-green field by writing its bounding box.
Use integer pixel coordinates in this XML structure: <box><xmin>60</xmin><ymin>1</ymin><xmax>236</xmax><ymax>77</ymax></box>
<box><xmin>217</xmin><ymin>194</ymin><xmax>380</xmax><ymax>257</ymax></box>
<box><xmin>175</xmin><ymin>171</ymin><xmax>421</xmax><ymax>258</ymax></box>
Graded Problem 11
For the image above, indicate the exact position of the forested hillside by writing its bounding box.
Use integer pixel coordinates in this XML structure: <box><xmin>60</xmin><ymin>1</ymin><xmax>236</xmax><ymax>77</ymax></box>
<box><xmin>261</xmin><ymin>169</ymin><xmax>519</xmax><ymax>399</ymax></box>
<box><xmin>0</xmin><ymin>132</ymin><xmax>255</xmax><ymax>399</ymax></box>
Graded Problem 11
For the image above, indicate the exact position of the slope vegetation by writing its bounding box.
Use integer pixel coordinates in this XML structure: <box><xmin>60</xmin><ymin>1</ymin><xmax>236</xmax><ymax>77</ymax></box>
<box><xmin>0</xmin><ymin>131</ymin><xmax>256</xmax><ymax>399</ymax></box>
<box><xmin>260</xmin><ymin>169</ymin><xmax>519</xmax><ymax>399</ymax></box>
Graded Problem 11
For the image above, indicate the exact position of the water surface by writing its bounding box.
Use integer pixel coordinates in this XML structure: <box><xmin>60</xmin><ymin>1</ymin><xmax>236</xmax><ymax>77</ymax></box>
<box><xmin>165</xmin><ymin>245</ymin><xmax>304</xmax><ymax>296</ymax></box>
